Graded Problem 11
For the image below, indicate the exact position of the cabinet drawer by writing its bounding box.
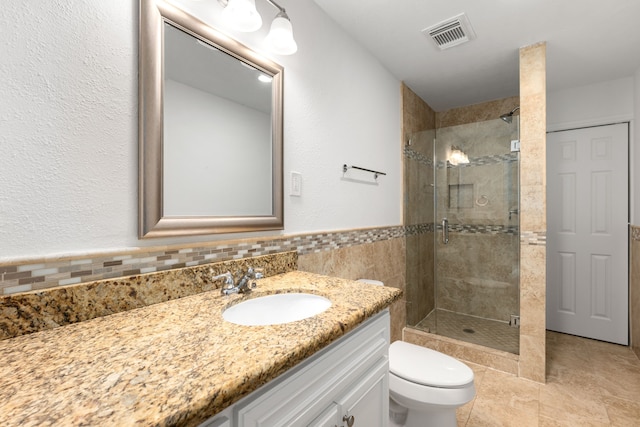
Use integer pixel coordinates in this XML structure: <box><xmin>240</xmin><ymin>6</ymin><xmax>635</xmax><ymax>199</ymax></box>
<box><xmin>308</xmin><ymin>404</ymin><xmax>340</xmax><ymax>427</ymax></box>
<box><xmin>234</xmin><ymin>310</ymin><xmax>389</xmax><ymax>427</ymax></box>
<box><xmin>199</xmin><ymin>415</ymin><xmax>231</xmax><ymax>427</ymax></box>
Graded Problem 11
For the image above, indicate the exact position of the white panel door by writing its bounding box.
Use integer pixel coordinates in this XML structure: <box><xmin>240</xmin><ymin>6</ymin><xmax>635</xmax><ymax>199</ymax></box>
<box><xmin>546</xmin><ymin>123</ymin><xmax>628</xmax><ymax>345</ymax></box>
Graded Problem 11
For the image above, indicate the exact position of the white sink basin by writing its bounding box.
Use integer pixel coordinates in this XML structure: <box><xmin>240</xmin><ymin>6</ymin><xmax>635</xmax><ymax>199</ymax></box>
<box><xmin>223</xmin><ymin>293</ymin><xmax>332</xmax><ymax>326</ymax></box>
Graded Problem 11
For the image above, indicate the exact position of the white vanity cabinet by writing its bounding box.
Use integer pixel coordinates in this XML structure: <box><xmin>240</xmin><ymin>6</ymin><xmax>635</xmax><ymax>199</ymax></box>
<box><xmin>199</xmin><ymin>415</ymin><xmax>231</xmax><ymax>427</ymax></box>
<box><xmin>200</xmin><ymin>310</ymin><xmax>390</xmax><ymax>427</ymax></box>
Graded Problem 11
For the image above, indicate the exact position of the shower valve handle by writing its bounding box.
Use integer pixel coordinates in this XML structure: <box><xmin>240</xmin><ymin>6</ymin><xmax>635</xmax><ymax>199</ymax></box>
<box><xmin>442</xmin><ymin>218</ymin><xmax>449</xmax><ymax>244</ymax></box>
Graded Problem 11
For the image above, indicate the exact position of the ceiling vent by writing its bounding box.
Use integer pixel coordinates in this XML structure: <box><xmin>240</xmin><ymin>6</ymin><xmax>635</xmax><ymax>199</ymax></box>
<box><xmin>422</xmin><ymin>13</ymin><xmax>476</xmax><ymax>50</ymax></box>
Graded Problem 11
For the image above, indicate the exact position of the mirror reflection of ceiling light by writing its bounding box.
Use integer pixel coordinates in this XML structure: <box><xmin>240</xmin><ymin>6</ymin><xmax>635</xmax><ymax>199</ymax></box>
<box><xmin>449</xmin><ymin>146</ymin><xmax>469</xmax><ymax>166</ymax></box>
<box><xmin>258</xmin><ymin>74</ymin><xmax>273</xmax><ymax>83</ymax></box>
<box><xmin>218</xmin><ymin>0</ymin><xmax>298</xmax><ymax>55</ymax></box>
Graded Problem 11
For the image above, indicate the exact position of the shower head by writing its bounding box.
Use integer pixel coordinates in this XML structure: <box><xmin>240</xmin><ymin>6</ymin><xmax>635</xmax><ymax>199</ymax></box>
<box><xmin>500</xmin><ymin>106</ymin><xmax>520</xmax><ymax>123</ymax></box>
<box><xmin>500</xmin><ymin>113</ymin><xmax>513</xmax><ymax>123</ymax></box>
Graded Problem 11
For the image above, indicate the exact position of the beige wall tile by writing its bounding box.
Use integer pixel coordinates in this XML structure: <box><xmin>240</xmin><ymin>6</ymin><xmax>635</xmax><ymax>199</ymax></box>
<box><xmin>520</xmin><ymin>185</ymin><xmax>546</xmax><ymax>231</ymax></box>
<box><xmin>519</xmin><ymin>333</ymin><xmax>546</xmax><ymax>382</ymax></box>
<box><xmin>401</xmin><ymin>82</ymin><xmax>436</xmax><ymax>140</ymax></box>
<box><xmin>404</xmin><ymin>327</ymin><xmax>519</xmax><ymax>375</ymax></box>
<box><xmin>436</xmin><ymin>96</ymin><xmax>520</xmax><ymax>128</ymax></box>
<box><xmin>298</xmin><ymin>238</ymin><xmax>406</xmax><ymax>342</ymax></box>
<box><xmin>519</xmin><ymin>42</ymin><xmax>547</xmax><ymax>96</ymax></box>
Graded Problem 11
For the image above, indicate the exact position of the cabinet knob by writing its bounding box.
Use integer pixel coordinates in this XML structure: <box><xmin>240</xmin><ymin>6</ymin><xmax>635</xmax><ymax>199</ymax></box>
<box><xmin>342</xmin><ymin>414</ymin><xmax>355</xmax><ymax>427</ymax></box>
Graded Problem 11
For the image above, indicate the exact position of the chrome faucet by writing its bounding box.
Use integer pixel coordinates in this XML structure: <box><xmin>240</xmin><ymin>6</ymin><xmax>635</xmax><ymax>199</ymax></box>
<box><xmin>211</xmin><ymin>267</ymin><xmax>263</xmax><ymax>295</ymax></box>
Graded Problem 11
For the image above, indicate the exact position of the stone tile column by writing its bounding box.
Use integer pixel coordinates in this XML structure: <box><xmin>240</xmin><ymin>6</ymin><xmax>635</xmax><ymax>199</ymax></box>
<box><xmin>518</xmin><ymin>42</ymin><xmax>547</xmax><ymax>383</ymax></box>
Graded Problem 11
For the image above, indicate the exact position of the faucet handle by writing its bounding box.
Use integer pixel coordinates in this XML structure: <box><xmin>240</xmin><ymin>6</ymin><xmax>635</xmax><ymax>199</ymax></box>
<box><xmin>244</xmin><ymin>267</ymin><xmax>264</xmax><ymax>279</ymax></box>
<box><xmin>211</xmin><ymin>269</ymin><xmax>234</xmax><ymax>285</ymax></box>
<box><xmin>252</xmin><ymin>267</ymin><xmax>264</xmax><ymax>279</ymax></box>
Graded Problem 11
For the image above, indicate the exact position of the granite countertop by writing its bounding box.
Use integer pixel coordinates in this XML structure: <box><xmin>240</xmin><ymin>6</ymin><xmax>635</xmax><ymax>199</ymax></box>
<box><xmin>0</xmin><ymin>271</ymin><xmax>401</xmax><ymax>427</ymax></box>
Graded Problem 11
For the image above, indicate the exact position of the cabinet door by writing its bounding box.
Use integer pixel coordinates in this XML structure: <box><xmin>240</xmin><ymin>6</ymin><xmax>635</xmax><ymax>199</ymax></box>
<box><xmin>336</xmin><ymin>360</ymin><xmax>388</xmax><ymax>427</ymax></box>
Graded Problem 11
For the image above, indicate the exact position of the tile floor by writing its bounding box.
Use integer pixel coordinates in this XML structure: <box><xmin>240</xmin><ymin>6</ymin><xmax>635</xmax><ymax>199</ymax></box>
<box><xmin>455</xmin><ymin>331</ymin><xmax>640</xmax><ymax>426</ymax></box>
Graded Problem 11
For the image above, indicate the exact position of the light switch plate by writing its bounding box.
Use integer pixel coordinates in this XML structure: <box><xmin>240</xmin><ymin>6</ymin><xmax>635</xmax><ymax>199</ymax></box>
<box><xmin>290</xmin><ymin>171</ymin><xmax>302</xmax><ymax>196</ymax></box>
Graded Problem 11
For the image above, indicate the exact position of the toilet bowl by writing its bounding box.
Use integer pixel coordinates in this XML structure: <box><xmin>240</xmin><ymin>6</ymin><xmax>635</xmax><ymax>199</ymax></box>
<box><xmin>388</xmin><ymin>341</ymin><xmax>475</xmax><ymax>427</ymax></box>
<box><xmin>355</xmin><ymin>280</ymin><xmax>476</xmax><ymax>426</ymax></box>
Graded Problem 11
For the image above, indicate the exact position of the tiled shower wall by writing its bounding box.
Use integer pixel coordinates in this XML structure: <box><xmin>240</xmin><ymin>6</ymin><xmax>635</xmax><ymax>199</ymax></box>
<box><xmin>401</xmin><ymin>83</ymin><xmax>436</xmax><ymax>326</ymax></box>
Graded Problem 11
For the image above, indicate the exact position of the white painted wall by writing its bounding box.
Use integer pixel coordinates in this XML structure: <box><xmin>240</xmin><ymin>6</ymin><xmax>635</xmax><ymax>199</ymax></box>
<box><xmin>547</xmin><ymin>76</ymin><xmax>638</xmax><ymax>224</ymax></box>
<box><xmin>547</xmin><ymin>77</ymin><xmax>634</xmax><ymax>131</ymax></box>
<box><xmin>0</xmin><ymin>0</ymin><xmax>402</xmax><ymax>261</ymax></box>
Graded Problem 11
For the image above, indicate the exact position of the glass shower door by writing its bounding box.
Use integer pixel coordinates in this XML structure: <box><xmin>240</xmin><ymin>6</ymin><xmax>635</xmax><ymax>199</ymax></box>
<box><xmin>433</xmin><ymin>117</ymin><xmax>520</xmax><ymax>354</ymax></box>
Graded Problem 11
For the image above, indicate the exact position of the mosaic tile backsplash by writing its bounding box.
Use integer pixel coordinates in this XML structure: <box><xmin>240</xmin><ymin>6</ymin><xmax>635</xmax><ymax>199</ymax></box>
<box><xmin>0</xmin><ymin>227</ymin><xmax>404</xmax><ymax>295</ymax></box>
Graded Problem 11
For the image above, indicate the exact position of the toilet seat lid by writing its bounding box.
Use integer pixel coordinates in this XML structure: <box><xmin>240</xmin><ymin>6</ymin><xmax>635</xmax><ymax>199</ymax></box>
<box><xmin>389</xmin><ymin>341</ymin><xmax>474</xmax><ymax>388</ymax></box>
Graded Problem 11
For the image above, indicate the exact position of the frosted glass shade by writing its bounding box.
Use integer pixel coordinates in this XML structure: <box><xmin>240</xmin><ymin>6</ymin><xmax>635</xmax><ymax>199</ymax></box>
<box><xmin>266</xmin><ymin>14</ymin><xmax>298</xmax><ymax>55</ymax></box>
<box><xmin>221</xmin><ymin>0</ymin><xmax>262</xmax><ymax>32</ymax></box>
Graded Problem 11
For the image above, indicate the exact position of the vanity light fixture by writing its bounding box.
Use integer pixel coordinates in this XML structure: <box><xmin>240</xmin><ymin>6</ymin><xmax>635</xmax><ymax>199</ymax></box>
<box><xmin>449</xmin><ymin>146</ymin><xmax>469</xmax><ymax>166</ymax></box>
<box><xmin>218</xmin><ymin>0</ymin><xmax>298</xmax><ymax>55</ymax></box>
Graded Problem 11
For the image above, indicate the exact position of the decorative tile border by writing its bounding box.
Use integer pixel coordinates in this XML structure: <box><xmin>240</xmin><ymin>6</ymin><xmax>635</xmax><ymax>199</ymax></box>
<box><xmin>409</xmin><ymin>222</ymin><xmax>519</xmax><ymax>236</ymax></box>
<box><xmin>0</xmin><ymin>227</ymin><xmax>405</xmax><ymax>295</ymax></box>
<box><xmin>404</xmin><ymin>146</ymin><xmax>433</xmax><ymax>167</ymax></box>
<box><xmin>405</xmin><ymin>223</ymin><xmax>434</xmax><ymax>235</ymax></box>
<box><xmin>520</xmin><ymin>230</ymin><xmax>546</xmax><ymax>246</ymax></box>
<box><xmin>7</xmin><ymin>220</ymin><xmax>611</xmax><ymax>295</ymax></box>
<box><xmin>404</xmin><ymin>145</ymin><xmax>518</xmax><ymax>170</ymax></box>
<box><xmin>441</xmin><ymin>223</ymin><xmax>519</xmax><ymax>235</ymax></box>
<box><xmin>522</xmin><ymin>226</ymin><xmax>640</xmax><ymax>245</ymax></box>
<box><xmin>438</xmin><ymin>152</ymin><xmax>519</xmax><ymax>169</ymax></box>
<box><xmin>523</xmin><ymin>226</ymin><xmax>639</xmax><ymax>246</ymax></box>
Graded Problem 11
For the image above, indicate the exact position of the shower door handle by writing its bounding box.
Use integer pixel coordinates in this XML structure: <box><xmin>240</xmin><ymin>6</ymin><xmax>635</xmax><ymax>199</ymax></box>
<box><xmin>442</xmin><ymin>218</ymin><xmax>449</xmax><ymax>244</ymax></box>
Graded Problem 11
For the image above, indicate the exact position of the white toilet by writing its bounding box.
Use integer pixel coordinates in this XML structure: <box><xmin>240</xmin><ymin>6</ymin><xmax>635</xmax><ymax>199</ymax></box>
<box><xmin>356</xmin><ymin>279</ymin><xmax>475</xmax><ymax>427</ymax></box>
<box><xmin>388</xmin><ymin>341</ymin><xmax>475</xmax><ymax>427</ymax></box>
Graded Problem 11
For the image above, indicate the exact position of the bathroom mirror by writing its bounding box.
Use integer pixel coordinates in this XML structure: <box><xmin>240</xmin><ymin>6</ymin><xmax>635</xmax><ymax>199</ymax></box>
<box><xmin>139</xmin><ymin>0</ymin><xmax>284</xmax><ymax>238</ymax></box>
